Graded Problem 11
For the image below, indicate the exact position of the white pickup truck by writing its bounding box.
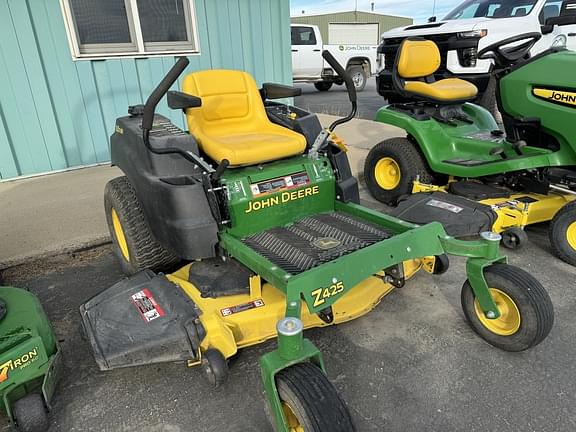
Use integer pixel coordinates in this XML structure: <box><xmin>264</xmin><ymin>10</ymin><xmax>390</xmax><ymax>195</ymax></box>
<box><xmin>376</xmin><ymin>0</ymin><xmax>576</xmax><ymax>104</ymax></box>
<box><xmin>291</xmin><ymin>24</ymin><xmax>378</xmax><ymax>92</ymax></box>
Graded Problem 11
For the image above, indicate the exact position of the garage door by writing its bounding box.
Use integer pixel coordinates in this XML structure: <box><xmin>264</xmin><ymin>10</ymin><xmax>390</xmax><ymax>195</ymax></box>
<box><xmin>328</xmin><ymin>23</ymin><xmax>379</xmax><ymax>44</ymax></box>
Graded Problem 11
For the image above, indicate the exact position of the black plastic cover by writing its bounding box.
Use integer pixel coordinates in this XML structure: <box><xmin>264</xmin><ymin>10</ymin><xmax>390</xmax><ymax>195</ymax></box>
<box><xmin>80</xmin><ymin>270</ymin><xmax>202</xmax><ymax>370</ymax></box>
<box><xmin>112</xmin><ymin>114</ymin><xmax>218</xmax><ymax>260</ymax></box>
<box><xmin>391</xmin><ymin>192</ymin><xmax>497</xmax><ymax>237</ymax></box>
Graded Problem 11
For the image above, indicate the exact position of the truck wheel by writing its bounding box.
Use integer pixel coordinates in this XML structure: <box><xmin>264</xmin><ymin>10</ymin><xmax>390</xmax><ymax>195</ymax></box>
<box><xmin>461</xmin><ymin>264</ymin><xmax>554</xmax><ymax>352</ymax></box>
<box><xmin>347</xmin><ymin>66</ymin><xmax>367</xmax><ymax>91</ymax></box>
<box><xmin>272</xmin><ymin>363</ymin><xmax>355</xmax><ymax>432</ymax></box>
<box><xmin>549</xmin><ymin>201</ymin><xmax>576</xmax><ymax>266</ymax></box>
<box><xmin>12</xmin><ymin>394</ymin><xmax>48</xmax><ymax>432</ymax></box>
<box><xmin>104</xmin><ymin>176</ymin><xmax>180</xmax><ymax>275</ymax></box>
<box><xmin>314</xmin><ymin>81</ymin><xmax>333</xmax><ymax>92</ymax></box>
<box><xmin>364</xmin><ymin>137</ymin><xmax>434</xmax><ymax>205</ymax></box>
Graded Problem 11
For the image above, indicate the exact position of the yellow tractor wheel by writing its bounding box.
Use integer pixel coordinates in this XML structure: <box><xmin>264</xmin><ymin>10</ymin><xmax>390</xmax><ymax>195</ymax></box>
<box><xmin>549</xmin><ymin>201</ymin><xmax>576</xmax><ymax>267</ymax></box>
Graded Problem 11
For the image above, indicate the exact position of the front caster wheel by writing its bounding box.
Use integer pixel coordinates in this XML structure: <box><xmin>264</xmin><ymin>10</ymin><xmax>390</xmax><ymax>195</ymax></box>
<box><xmin>461</xmin><ymin>264</ymin><xmax>553</xmax><ymax>352</ymax></box>
<box><xmin>12</xmin><ymin>394</ymin><xmax>48</xmax><ymax>432</ymax></box>
<box><xmin>501</xmin><ymin>227</ymin><xmax>528</xmax><ymax>250</ymax></box>
<box><xmin>272</xmin><ymin>362</ymin><xmax>355</xmax><ymax>432</ymax></box>
<box><xmin>364</xmin><ymin>137</ymin><xmax>434</xmax><ymax>205</ymax></box>
<box><xmin>202</xmin><ymin>349</ymin><xmax>229</xmax><ymax>388</ymax></box>
<box><xmin>549</xmin><ymin>201</ymin><xmax>576</xmax><ymax>266</ymax></box>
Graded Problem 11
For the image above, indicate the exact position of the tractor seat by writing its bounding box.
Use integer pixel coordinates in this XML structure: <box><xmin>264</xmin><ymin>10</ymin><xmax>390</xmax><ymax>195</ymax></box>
<box><xmin>393</xmin><ymin>39</ymin><xmax>478</xmax><ymax>103</ymax></box>
<box><xmin>182</xmin><ymin>70</ymin><xmax>306</xmax><ymax>166</ymax></box>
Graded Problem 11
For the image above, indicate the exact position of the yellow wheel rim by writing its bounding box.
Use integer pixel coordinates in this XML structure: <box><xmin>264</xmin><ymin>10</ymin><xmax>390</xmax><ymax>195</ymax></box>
<box><xmin>374</xmin><ymin>157</ymin><xmax>401</xmax><ymax>190</ymax></box>
<box><xmin>567</xmin><ymin>222</ymin><xmax>576</xmax><ymax>250</ymax></box>
<box><xmin>282</xmin><ymin>402</ymin><xmax>304</xmax><ymax>432</ymax></box>
<box><xmin>474</xmin><ymin>288</ymin><xmax>521</xmax><ymax>336</ymax></box>
<box><xmin>111</xmin><ymin>208</ymin><xmax>130</xmax><ymax>262</ymax></box>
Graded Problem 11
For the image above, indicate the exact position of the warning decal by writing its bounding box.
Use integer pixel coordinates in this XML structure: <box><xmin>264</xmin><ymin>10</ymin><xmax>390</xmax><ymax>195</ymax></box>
<box><xmin>131</xmin><ymin>289</ymin><xmax>165</xmax><ymax>323</ymax></box>
<box><xmin>221</xmin><ymin>299</ymin><xmax>265</xmax><ymax>317</ymax></box>
<box><xmin>426</xmin><ymin>199</ymin><xmax>463</xmax><ymax>214</ymax></box>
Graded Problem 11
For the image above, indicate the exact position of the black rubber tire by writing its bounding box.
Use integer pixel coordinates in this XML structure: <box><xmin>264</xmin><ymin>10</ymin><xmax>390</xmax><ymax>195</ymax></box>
<box><xmin>272</xmin><ymin>362</ymin><xmax>355</xmax><ymax>432</ymax></box>
<box><xmin>461</xmin><ymin>264</ymin><xmax>554</xmax><ymax>352</ymax></box>
<box><xmin>202</xmin><ymin>349</ymin><xmax>229</xmax><ymax>388</ymax></box>
<box><xmin>501</xmin><ymin>227</ymin><xmax>528</xmax><ymax>250</ymax></box>
<box><xmin>314</xmin><ymin>81</ymin><xmax>333</xmax><ymax>92</ymax></box>
<box><xmin>347</xmin><ymin>66</ymin><xmax>367</xmax><ymax>92</ymax></box>
<box><xmin>12</xmin><ymin>394</ymin><xmax>48</xmax><ymax>432</ymax></box>
<box><xmin>104</xmin><ymin>176</ymin><xmax>180</xmax><ymax>275</ymax></box>
<box><xmin>363</xmin><ymin>137</ymin><xmax>434</xmax><ymax>205</ymax></box>
<box><xmin>549</xmin><ymin>201</ymin><xmax>576</xmax><ymax>266</ymax></box>
<box><xmin>432</xmin><ymin>254</ymin><xmax>450</xmax><ymax>275</ymax></box>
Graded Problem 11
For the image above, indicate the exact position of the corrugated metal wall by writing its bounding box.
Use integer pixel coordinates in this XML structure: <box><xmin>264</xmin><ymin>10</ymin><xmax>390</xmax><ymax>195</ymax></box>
<box><xmin>0</xmin><ymin>0</ymin><xmax>292</xmax><ymax>180</ymax></box>
<box><xmin>291</xmin><ymin>11</ymin><xmax>413</xmax><ymax>44</ymax></box>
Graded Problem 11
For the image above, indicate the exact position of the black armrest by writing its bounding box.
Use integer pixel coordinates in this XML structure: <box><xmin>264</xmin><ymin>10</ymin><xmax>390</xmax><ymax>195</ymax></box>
<box><xmin>168</xmin><ymin>91</ymin><xmax>202</xmax><ymax>110</ymax></box>
<box><xmin>261</xmin><ymin>83</ymin><xmax>302</xmax><ymax>100</ymax></box>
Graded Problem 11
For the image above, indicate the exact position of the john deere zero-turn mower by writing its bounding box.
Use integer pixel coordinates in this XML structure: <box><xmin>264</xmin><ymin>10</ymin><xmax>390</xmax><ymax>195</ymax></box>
<box><xmin>364</xmin><ymin>31</ymin><xmax>576</xmax><ymax>265</ymax></box>
<box><xmin>0</xmin><ymin>286</ymin><xmax>61</xmax><ymax>432</ymax></box>
<box><xmin>81</xmin><ymin>52</ymin><xmax>554</xmax><ymax>431</ymax></box>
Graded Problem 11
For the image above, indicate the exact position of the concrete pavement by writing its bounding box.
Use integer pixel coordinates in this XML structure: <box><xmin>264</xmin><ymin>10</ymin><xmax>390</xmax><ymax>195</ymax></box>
<box><xmin>0</xmin><ymin>114</ymin><xmax>402</xmax><ymax>268</ymax></box>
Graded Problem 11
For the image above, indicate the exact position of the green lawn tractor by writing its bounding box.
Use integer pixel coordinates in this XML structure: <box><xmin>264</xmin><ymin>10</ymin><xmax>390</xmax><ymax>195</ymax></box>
<box><xmin>80</xmin><ymin>51</ymin><xmax>554</xmax><ymax>431</ymax></box>
<box><xmin>0</xmin><ymin>286</ymin><xmax>61</xmax><ymax>432</ymax></box>
<box><xmin>364</xmin><ymin>33</ymin><xmax>576</xmax><ymax>265</ymax></box>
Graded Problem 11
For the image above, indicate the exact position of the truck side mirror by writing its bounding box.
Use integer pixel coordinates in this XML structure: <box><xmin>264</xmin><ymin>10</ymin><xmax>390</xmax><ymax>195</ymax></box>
<box><xmin>428</xmin><ymin>16</ymin><xmax>437</xmax><ymax>23</ymax></box>
<box><xmin>167</xmin><ymin>91</ymin><xmax>202</xmax><ymax>110</ymax></box>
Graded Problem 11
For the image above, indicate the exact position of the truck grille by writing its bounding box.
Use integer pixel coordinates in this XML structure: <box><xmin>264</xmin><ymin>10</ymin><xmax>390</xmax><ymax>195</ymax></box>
<box><xmin>243</xmin><ymin>212</ymin><xmax>393</xmax><ymax>275</ymax></box>
<box><xmin>382</xmin><ymin>34</ymin><xmax>455</xmax><ymax>71</ymax></box>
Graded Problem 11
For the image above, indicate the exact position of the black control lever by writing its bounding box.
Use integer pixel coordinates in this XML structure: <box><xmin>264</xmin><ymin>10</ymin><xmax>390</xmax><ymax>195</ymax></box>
<box><xmin>321</xmin><ymin>50</ymin><xmax>357</xmax><ymax>132</ymax></box>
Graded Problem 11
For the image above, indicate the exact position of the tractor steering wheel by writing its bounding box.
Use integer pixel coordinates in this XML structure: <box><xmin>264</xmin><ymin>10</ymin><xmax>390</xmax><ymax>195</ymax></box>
<box><xmin>478</xmin><ymin>32</ymin><xmax>542</xmax><ymax>67</ymax></box>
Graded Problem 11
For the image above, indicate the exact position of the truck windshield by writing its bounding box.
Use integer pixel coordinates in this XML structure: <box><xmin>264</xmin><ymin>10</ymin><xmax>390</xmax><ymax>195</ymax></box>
<box><xmin>443</xmin><ymin>0</ymin><xmax>539</xmax><ymax>20</ymax></box>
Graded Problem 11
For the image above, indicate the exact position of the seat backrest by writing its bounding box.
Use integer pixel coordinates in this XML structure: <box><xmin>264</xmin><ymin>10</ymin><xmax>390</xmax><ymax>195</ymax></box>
<box><xmin>396</xmin><ymin>39</ymin><xmax>441</xmax><ymax>79</ymax></box>
<box><xmin>182</xmin><ymin>70</ymin><xmax>269</xmax><ymax>135</ymax></box>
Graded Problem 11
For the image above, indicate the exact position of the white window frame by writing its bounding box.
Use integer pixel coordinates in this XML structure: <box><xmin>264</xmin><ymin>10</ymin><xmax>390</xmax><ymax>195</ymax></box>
<box><xmin>60</xmin><ymin>0</ymin><xmax>200</xmax><ymax>60</ymax></box>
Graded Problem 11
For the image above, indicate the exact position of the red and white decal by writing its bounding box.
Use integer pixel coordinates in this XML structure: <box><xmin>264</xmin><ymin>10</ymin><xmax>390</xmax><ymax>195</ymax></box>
<box><xmin>221</xmin><ymin>299</ymin><xmax>265</xmax><ymax>317</ymax></box>
<box><xmin>131</xmin><ymin>288</ymin><xmax>165</xmax><ymax>323</ymax></box>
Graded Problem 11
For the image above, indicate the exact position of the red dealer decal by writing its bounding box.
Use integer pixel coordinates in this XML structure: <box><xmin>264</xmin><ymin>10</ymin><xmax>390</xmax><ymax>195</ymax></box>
<box><xmin>131</xmin><ymin>289</ymin><xmax>165</xmax><ymax>323</ymax></box>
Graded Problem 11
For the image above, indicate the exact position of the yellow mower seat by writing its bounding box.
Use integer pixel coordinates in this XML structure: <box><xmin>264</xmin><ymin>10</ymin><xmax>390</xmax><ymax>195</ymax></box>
<box><xmin>182</xmin><ymin>70</ymin><xmax>306</xmax><ymax>166</ymax></box>
<box><xmin>395</xmin><ymin>39</ymin><xmax>478</xmax><ymax>103</ymax></box>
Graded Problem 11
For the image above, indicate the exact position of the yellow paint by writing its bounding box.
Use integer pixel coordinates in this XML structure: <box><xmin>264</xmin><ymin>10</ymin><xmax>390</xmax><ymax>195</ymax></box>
<box><xmin>168</xmin><ymin>259</ymin><xmax>423</xmax><ymax>362</ymax></box>
<box><xmin>330</xmin><ymin>132</ymin><xmax>348</xmax><ymax>153</ymax></box>
<box><xmin>412</xmin><ymin>180</ymin><xmax>447</xmax><ymax>194</ymax></box>
<box><xmin>245</xmin><ymin>186</ymin><xmax>320</xmax><ymax>213</ymax></box>
<box><xmin>374</xmin><ymin>157</ymin><xmax>401</xmax><ymax>190</ymax></box>
<box><xmin>182</xmin><ymin>70</ymin><xmax>306</xmax><ymax>166</ymax></box>
<box><xmin>282</xmin><ymin>402</ymin><xmax>304</xmax><ymax>432</ymax></box>
<box><xmin>567</xmin><ymin>222</ymin><xmax>576</xmax><ymax>250</ymax></box>
<box><xmin>533</xmin><ymin>88</ymin><xmax>576</xmax><ymax>107</ymax></box>
<box><xmin>111</xmin><ymin>208</ymin><xmax>130</xmax><ymax>261</ymax></box>
<box><xmin>474</xmin><ymin>288</ymin><xmax>521</xmax><ymax>336</ymax></box>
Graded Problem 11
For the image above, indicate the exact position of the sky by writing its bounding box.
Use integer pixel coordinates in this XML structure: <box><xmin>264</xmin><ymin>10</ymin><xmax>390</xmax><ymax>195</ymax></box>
<box><xmin>290</xmin><ymin>0</ymin><xmax>462</xmax><ymax>23</ymax></box>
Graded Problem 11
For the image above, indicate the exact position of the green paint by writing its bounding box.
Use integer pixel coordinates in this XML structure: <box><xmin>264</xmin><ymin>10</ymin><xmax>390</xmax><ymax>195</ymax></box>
<box><xmin>0</xmin><ymin>287</ymin><xmax>60</xmax><ymax>420</ymax></box>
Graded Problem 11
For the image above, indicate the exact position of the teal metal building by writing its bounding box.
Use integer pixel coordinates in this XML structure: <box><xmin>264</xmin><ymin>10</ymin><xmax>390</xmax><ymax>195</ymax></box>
<box><xmin>0</xmin><ymin>0</ymin><xmax>292</xmax><ymax>180</ymax></box>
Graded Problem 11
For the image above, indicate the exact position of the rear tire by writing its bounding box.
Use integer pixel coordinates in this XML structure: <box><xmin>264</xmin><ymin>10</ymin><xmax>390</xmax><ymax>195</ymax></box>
<box><xmin>104</xmin><ymin>176</ymin><xmax>180</xmax><ymax>275</ymax></box>
<box><xmin>461</xmin><ymin>264</ymin><xmax>553</xmax><ymax>352</ymax></box>
<box><xmin>364</xmin><ymin>137</ymin><xmax>434</xmax><ymax>205</ymax></box>
<box><xmin>12</xmin><ymin>394</ymin><xmax>48</xmax><ymax>432</ymax></box>
<box><xmin>272</xmin><ymin>362</ymin><xmax>355</xmax><ymax>432</ymax></box>
<box><xmin>314</xmin><ymin>81</ymin><xmax>333</xmax><ymax>92</ymax></box>
<box><xmin>549</xmin><ymin>201</ymin><xmax>576</xmax><ymax>266</ymax></box>
<box><xmin>347</xmin><ymin>66</ymin><xmax>367</xmax><ymax>92</ymax></box>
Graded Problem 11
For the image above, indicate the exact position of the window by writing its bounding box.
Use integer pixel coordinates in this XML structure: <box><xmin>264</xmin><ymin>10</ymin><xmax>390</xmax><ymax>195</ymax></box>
<box><xmin>291</xmin><ymin>27</ymin><xmax>317</xmax><ymax>46</ymax></box>
<box><xmin>60</xmin><ymin>0</ymin><xmax>199</xmax><ymax>59</ymax></box>
<box><xmin>539</xmin><ymin>0</ymin><xmax>563</xmax><ymax>24</ymax></box>
<box><xmin>444</xmin><ymin>0</ymin><xmax>538</xmax><ymax>20</ymax></box>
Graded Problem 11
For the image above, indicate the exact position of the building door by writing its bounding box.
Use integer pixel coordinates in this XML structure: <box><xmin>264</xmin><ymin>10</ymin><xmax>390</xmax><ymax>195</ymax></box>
<box><xmin>328</xmin><ymin>23</ymin><xmax>379</xmax><ymax>45</ymax></box>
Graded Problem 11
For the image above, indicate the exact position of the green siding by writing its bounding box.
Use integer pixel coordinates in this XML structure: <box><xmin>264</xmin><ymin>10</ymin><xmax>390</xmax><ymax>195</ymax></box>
<box><xmin>291</xmin><ymin>11</ymin><xmax>413</xmax><ymax>44</ymax></box>
<box><xmin>0</xmin><ymin>0</ymin><xmax>292</xmax><ymax>180</ymax></box>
